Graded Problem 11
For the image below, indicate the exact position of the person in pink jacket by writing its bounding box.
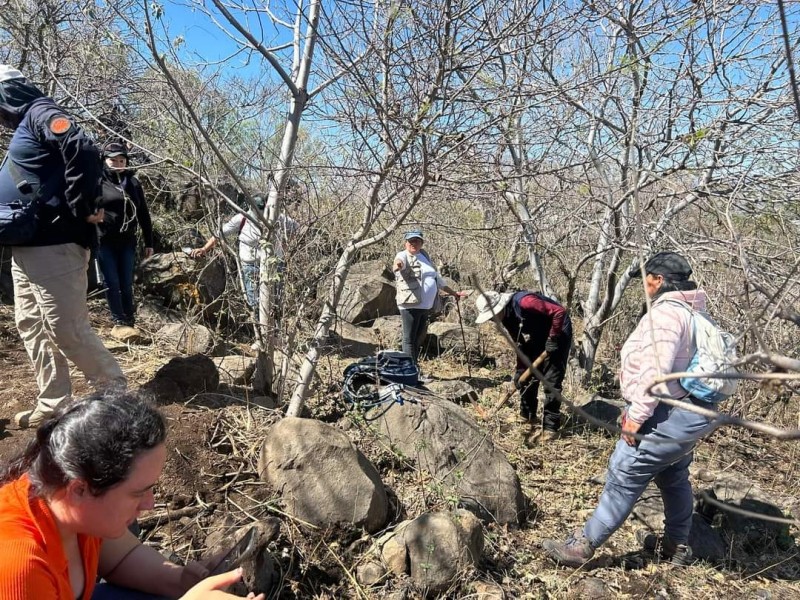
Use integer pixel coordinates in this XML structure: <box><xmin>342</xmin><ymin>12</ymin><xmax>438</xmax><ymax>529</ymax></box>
<box><xmin>543</xmin><ymin>251</ymin><xmax>717</xmax><ymax>567</ymax></box>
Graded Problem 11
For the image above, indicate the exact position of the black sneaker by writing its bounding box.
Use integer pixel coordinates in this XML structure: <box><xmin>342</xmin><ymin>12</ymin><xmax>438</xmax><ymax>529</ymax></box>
<box><xmin>636</xmin><ymin>529</ymin><xmax>693</xmax><ymax>565</ymax></box>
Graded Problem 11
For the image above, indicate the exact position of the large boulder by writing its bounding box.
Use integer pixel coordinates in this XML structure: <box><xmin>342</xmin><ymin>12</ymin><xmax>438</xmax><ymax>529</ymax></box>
<box><xmin>423</xmin><ymin>321</ymin><xmax>480</xmax><ymax>357</ymax></box>
<box><xmin>379</xmin><ymin>510</ymin><xmax>483</xmax><ymax>595</ymax></box>
<box><xmin>335</xmin><ymin>260</ymin><xmax>398</xmax><ymax>325</ymax></box>
<box><xmin>370</xmin><ymin>397</ymin><xmax>526</xmax><ymax>525</ymax></box>
<box><xmin>698</xmin><ymin>473</ymin><xmax>796</xmax><ymax>554</ymax></box>
<box><xmin>139</xmin><ymin>252</ymin><xmax>226</xmax><ymax>311</ymax></box>
<box><xmin>258</xmin><ymin>417</ymin><xmax>388</xmax><ymax>532</ymax></box>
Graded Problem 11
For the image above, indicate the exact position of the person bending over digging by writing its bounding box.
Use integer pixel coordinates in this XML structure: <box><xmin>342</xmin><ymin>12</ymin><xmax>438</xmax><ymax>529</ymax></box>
<box><xmin>474</xmin><ymin>289</ymin><xmax>572</xmax><ymax>443</ymax></box>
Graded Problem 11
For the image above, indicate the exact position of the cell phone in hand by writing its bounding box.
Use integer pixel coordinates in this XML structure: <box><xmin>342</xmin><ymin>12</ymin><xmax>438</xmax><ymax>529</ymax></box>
<box><xmin>210</xmin><ymin>526</ymin><xmax>259</xmax><ymax>575</ymax></box>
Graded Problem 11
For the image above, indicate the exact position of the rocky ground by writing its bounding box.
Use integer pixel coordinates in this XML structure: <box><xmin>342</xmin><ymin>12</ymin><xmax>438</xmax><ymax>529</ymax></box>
<box><xmin>0</xmin><ymin>301</ymin><xmax>798</xmax><ymax>600</ymax></box>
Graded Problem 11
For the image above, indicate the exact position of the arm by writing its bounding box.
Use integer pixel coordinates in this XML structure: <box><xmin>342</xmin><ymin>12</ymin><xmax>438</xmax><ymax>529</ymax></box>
<box><xmin>99</xmin><ymin>531</ymin><xmax>198</xmax><ymax>597</ymax></box>
<box><xmin>393</xmin><ymin>251</ymin><xmax>407</xmax><ymax>273</ymax></box>
<box><xmin>132</xmin><ymin>178</ymin><xmax>154</xmax><ymax>256</ymax></box>
<box><xmin>192</xmin><ymin>214</ymin><xmax>242</xmax><ymax>257</ymax></box>
<box><xmin>38</xmin><ymin>106</ymin><xmax>102</xmax><ymax>223</ymax></box>
<box><xmin>99</xmin><ymin>532</ymin><xmax>264</xmax><ymax>600</ymax></box>
<box><xmin>439</xmin><ymin>283</ymin><xmax>468</xmax><ymax>300</ymax></box>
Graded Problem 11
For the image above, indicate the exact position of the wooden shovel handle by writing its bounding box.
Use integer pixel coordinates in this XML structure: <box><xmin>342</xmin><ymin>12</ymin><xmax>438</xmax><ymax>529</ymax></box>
<box><xmin>482</xmin><ymin>351</ymin><xmax>549</xmax><ymax>420</ymax></box>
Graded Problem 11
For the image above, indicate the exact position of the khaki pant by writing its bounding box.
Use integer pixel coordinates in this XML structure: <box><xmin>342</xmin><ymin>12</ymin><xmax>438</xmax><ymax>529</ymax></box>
<box><xmin>12</xmin><ymin>244</ymin><xmax>126</xmax><ymax>411</ymax></box>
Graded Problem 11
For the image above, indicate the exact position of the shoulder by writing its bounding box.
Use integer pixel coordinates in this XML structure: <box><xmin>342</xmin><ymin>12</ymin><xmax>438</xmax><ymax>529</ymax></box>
<box><xmin>27</xmin><ymin>99</ymin><xmax>77</xmax><ymax>138</ymax></box>
<box><xmin>0</xmin><ymin>536</ymin><xmax>58</xmax><ymax>598</ymax></box>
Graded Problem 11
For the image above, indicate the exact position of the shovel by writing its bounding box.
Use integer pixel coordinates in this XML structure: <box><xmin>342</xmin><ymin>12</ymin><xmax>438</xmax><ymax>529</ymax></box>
<box><xmin>481</xmin><ymin>350</ymin><xmax>549</xmax><ymax>420</ymax></box>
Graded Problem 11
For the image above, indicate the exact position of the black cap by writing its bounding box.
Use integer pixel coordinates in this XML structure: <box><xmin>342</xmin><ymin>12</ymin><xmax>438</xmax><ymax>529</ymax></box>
<box><xmin>103</xmin><ymin>141</ymin><xmax>128</xmax><ymax>158</ymax></box>
<box><xmin>629</xmin><ymin>251</ymin><xmax>692</xmax><ymax>280</ymax></box>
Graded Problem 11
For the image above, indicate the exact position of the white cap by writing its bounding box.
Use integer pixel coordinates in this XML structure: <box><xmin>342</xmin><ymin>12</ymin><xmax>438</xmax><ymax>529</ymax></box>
<box><xmin>474</xmin><ymin>291</ymin><xmax>514</xmax><ymax>324</ymax></box>
<box><xmin>0</xmin><ymin>65</ymin><xmax>25</xmax><ymax>83</ymax></box>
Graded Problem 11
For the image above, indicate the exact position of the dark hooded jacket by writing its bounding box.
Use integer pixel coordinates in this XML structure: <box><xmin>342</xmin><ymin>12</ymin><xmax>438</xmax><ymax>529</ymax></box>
<box><xmin>97</xmin><ymin>167</ymin><xmax>153</xmax><ymax>247</ymax></box>
<box><xmin>0</xmin><ymin>77</ymin><xmax>101</xmax><ymax>247</ymax></box>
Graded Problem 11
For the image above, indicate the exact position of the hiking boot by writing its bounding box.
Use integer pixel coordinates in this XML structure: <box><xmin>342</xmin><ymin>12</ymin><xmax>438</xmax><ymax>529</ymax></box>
<box><xmin>636</xmin><ymin>529</ymin><xmax>694</xmax><ymax>565</ymax></box>
<box><xmin>542</xmin><ymin>530</ymin><xmax>595</xmax><ymax>567</ymax></box>
<box><xmin>13</xmin><ymin>408</ymin><xmax>51</xmax><ymax>429</ymax></box>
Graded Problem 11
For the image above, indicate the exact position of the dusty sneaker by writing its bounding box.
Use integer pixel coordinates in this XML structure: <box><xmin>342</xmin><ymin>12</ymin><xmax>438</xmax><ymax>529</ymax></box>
<box><xmin>636</xmin><ymin>529</ymin><xmax>694</xmax><ymax>565</ymax></box>
<box><xmin>542</xmin><ymin>530</ymin><xmax>595</xmax><ymax>567</ymax></box>
<box><xmin>13</xmin><ymin>408</ymin><xmax>51</xmax><ymax>429</ymax></box>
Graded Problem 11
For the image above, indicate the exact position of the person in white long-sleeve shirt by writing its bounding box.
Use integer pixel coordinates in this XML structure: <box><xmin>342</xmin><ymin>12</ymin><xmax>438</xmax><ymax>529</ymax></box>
<box><xmin>191</xmin><ymin>195</ymin><xmax>298</xmax><ymax>307</ymax></box>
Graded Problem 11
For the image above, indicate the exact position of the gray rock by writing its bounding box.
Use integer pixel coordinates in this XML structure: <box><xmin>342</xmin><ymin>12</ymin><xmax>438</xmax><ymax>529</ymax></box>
<box><xmin>110</xmin><ymin>325</ymin><xmax>150</xmax><ymax>345</ymax></box>
<box><xmin>335</xmin><ymin>260</ymin><xmax>398</xmax><ymax>325</ymax></box>
<box><xmin>370</xmin><ymin>397</ymin><xmax>525</xmax><ymax>525</ymax></box>
<box><xmin>574</xmin><ymin>394</ymin><xmax>625</xmax><ymax>431</ymax></box>
<box><xmin>328</xmin><ymin>320</ymin><xmax>379</xmax><ymax>357</ymax></box>
<box><xmin>402</xmin><ymin>510</ymin><xmax>483</xmax><ymax>595</ymax></box>
<box><xmin>424</xmin><ymin>321</ymin><xmax>480</xmax><ymax>356</ymax></box>
<box><xmin>424</xmin><ymin>380</ymin><xmax>478</xmax><ymax>404</ymax></box>
<box><xmin>258</xmin><ymin>417</ymin><xmax>388</xmax><ymax>532</ymax></box>
<box><xmin>202</xmin><ymin>520</ymin><xmax>280</xmax><ymax>597</ymax></box>
<box><xmin>155</xmin><ymin>323</ymin><xmax>217</xmax><ymax>355</ymax></box>
<box><xmin>356</xmin><ymin>562</ymin><xmax>387</xmax><ymax>587</ymax></box>
<box><xmin>371</xmin><ymin>315</ymin><xmax>404</xmax><ymax>349</ymax></box>
<box><xmin>214</xmin><ymin>355</ymin><xmax>257</xmax><ymax>386</ymax></box>
<box><xmin>470</xmin><ymin>581</ymin><xmax>505</xmax><ymax>599</ymax></box>
<box><xmin>570</xmin><ymin>577</ymin><xmax>610</xmax><ymax>599</ymax></box>
<box><xmin>699</xmin><ymin>477</ymin><xmax>795</xmax><ymax>553</ymax></box>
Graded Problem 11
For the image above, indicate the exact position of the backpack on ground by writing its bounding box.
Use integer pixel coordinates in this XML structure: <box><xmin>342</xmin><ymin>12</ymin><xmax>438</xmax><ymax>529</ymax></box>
<box><xmin>342</xmin><ymin>350</ymin><xmax>419</xmax><ymax>408</ymax></box>
<box><xmin>664</xmin><ymin>299</ymin><xmax>739</xmax><ymax>403</ymax></box>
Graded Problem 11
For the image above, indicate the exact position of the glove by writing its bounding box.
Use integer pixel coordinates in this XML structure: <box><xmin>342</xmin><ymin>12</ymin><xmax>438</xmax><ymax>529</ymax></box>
<box><xmin>513</xmin><ymin>370</ymin><xmax>524</xmax><ymax>389</ymax></box>
<box><xmin>544</xmin><ymin>337</ymin><xmax>559</xmax><ymax>354</ymax></box>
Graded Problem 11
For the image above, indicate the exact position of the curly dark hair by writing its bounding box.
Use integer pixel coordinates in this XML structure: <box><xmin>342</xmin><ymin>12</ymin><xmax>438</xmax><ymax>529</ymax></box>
<box><xmin>1</xmin><ymin>391</ymin><xmax>166</xmax><ymax>497</ymax></box>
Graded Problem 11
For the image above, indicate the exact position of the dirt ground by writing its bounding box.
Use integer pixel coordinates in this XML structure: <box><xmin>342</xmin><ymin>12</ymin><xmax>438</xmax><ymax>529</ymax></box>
<box><xmin>1</xmin><ymin>302</ymin><xmax>799</xmax><ymax>599</ymax></box>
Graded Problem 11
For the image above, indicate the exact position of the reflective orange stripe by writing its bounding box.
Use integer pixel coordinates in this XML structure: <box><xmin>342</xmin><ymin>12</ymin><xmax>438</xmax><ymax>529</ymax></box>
<box><xmin>49</xmin><ymin>117</ymin><xmax>71</xmax><ymax>134</ymax></box>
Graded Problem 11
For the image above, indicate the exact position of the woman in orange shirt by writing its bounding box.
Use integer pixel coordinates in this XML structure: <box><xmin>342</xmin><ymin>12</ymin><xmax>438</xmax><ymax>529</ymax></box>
<box><xmin>0</xmin><ymin>392</ymin><xmax>263</xmax><ymax>600</ymax></box>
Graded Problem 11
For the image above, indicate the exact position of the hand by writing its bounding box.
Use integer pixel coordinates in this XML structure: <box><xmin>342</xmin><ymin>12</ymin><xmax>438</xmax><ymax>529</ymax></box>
<box><xmin>190</xmin><ymin>248</ymin><xmax>207</xmax><ymax>258</ymax></box>
<box><xmin>180</xmin><ymin>567</ymin><xmax>264</xmax><ymax>600</ymax></box>
<box><xmin>85</xmin><ymin>209</ymin><xmax>105</xmax><ymax>224</ymax></box>
<box><xmin>452</xmin><ymin>291</ymin><xmax>469</xmax><ymax>301</ymax></box>
<box><xmin>393</xmin><ymin>258</ymin><xmax>404</xmax><ymax>271</ymax></box>
<box><xmin>544</xmin><ymin>337</ymin><xmax>559</xmax><ymax>354</ymax></box>
<box><xmin>144</xmin><ymin>247</ymin><xmax>154</xmax><ymax>259</ymax></box>
<box><xmin>621</xmin><ymin>411</ymin><xmax>642</xmax><ymax>447</ymax></box>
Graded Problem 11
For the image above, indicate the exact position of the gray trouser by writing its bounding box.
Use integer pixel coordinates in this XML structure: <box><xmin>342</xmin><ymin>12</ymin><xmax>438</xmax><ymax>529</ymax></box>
<box><xmin>399</xmin><ymin>308</ymin><xmax>429</xmax><ymax>363</ymax></box>
<box><xmin>583</xmin><ymin>400</ymin><xmax>714</xmax><ymax>547</ymax></box>
<box><xmin>12</xmin><ymin>244</ymin><xmax>126</xmax><ymax>411</ymax></box>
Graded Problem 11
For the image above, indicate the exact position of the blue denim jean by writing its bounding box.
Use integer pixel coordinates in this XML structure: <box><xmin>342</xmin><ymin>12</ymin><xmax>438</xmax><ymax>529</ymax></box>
<box><xmin>92</xmin><ymin>583</ymin><xmax>168</xmax><ymax>599</ymax></box>
<box><xmin>97</xmin><ymin>241</ymin><xmax>136</xmax><ymax>325</ymax></box>
<box><xmin>241</xmin><ymin>261</ymin><xmax>259</xmax><ymax>308</ymax></box>
<box><xmin>583</xmin><ymin>399</ymin><xmax>714</xmax><ymax>547</ymax></box>
<box><xmin>399</xmin><ymin>308</ymin><xmax>430</xmax><ymax>363</ymax></box>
